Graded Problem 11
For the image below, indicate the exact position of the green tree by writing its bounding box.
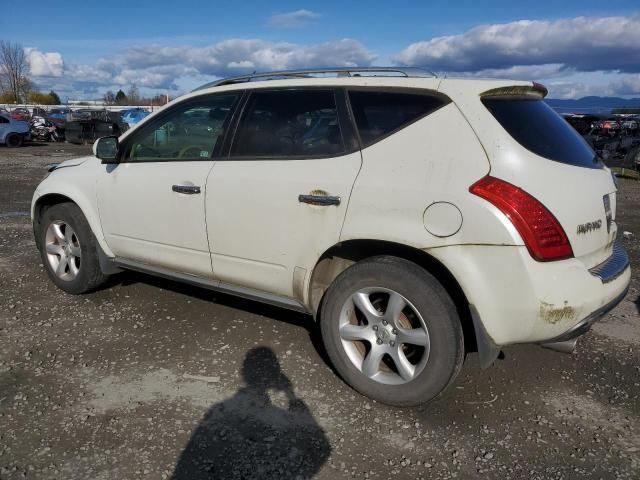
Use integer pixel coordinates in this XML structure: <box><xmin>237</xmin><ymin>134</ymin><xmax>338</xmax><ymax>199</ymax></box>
<box><xmin>0</xmin><ymin>91</ymin><xmax>18</xmax><ymax>103</ymax></box>
<box><xmin>28</xmin><ymin>91</ymin><xmax>56</xmax><ymax>105</ymax></box>
<box><xmin>49</xmin><ymin>90</ymin><xmax>61</xmax><ymax>104</ymax></box>
<box><xmin>115</xmin><ymin>89</ymin><xmax>128</xmax><ymax>105</ymax></box>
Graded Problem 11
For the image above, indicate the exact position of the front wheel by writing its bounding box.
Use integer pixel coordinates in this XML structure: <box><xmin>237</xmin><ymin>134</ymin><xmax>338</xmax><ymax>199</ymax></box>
<box><xmin>320</xmin><ymin>256</ymin><xmax>464</xmax><ymax>407</ymax></box>
<box><xmin>5</xmin><ymin>133</ymin><xmax>22</xmax><ymax>147</ymax></box>
<box><xmin>38</xmin><ymin>203</ymin><xmax>109</xmax><ymax>294</ymax></box>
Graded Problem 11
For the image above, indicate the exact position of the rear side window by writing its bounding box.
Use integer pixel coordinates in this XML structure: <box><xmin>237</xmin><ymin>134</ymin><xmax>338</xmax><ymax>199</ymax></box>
<box><xmin>482</xmin><ymin>98</ymin><xmax>601</xmax><ymax>169</ymax></box>
<box><xmin>232</xmin><ymin>90</ymin><xmax>344</xmax><ymax>158</ymax></box>
<box><xmin>348</xmin><ymin>90</ymin><xmax>447</xmax><ymax>147</ymax></box>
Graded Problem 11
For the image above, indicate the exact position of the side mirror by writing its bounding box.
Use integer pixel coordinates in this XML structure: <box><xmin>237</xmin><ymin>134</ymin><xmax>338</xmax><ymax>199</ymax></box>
<box><xmin>95</xmin><ymin>136</ymin><xmax>120</xmax><ymax>164</ymax></box>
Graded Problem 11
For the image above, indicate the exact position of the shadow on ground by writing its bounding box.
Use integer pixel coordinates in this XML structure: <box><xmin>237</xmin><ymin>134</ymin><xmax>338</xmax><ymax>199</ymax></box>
<box><xmin>171</xmin><ymin>346</ymin><xmax>331</xmax><ymax>479</ymax></box>
<box><xmin>99</xmin><ymin>270</ymin><xmax>335</xmax><ymax>365</ymax></box>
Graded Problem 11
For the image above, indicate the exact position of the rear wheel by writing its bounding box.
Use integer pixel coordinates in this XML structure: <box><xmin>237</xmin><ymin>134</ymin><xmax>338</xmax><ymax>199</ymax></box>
<box><xmin>6</xmin><ymin>133</ymin><xmax>22</xmax><ymax>148</ymax></box>
<box><xmin>320</xmin><ymin>256</ymin><xmax>464</xmax><ymax>406</ymax></box>
<box><xmin>38</xmin><ymin>203</ymin><xmax>109</xmax><ymax>294</ymax></box>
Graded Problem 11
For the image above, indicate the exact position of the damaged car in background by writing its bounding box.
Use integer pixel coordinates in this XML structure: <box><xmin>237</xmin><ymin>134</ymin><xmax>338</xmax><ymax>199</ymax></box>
<box><xmin>563</xmin><ymin>113</ymin><xmax>640</xmax><ymax>169</ymax></box>
<box><xmin>65</xmin><ymin>109</ymin><xmax>128</xmax><ymax>145</ymax></box>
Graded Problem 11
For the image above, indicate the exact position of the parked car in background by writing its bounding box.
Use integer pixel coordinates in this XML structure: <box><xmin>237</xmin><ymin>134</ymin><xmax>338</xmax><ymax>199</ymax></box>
<box><xmin>32</xmin><ymin>67</ymin><xmax>630</xmax><ymax>406</ymax></box>
<box><xmin>10</xmin><ymin>108</ymin><xmax>31</xmax><ymax>122</ymax></box>
<box><xmin>0</xmin><ymin>111</ymin><xmax>30</xmax><ymax>147</ymax></box>
<box><xmin>120</xmin><ymin>108</ymin><xmax>150</xmax><ymax>127</ymax></box>
<box><xmin>65</xmin><ymin>109</ymin><xmax>128</xmax><ymax>144</ymax></box>
<box><xmin>621</xmin><ymin>118</ymin><xmax>639</xmax><ymax>132</ymax></box>
<box><xmin>45</xmin><ymin>107</ymin><xmax>72</xmax><ymax>140</ymax></box>
<box><xmin>48</xmin><ymin>107</ymin><xmax>71</xmax><ymax>120</ymax></box>
<box><xmin>563</xmin><ymin>114</ymin><xmax>602</xmax><ymax>136</ymax></box>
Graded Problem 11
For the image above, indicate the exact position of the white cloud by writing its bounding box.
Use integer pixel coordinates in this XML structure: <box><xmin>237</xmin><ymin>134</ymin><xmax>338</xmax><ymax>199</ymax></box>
<box><xmin>467</xmin><ymin>64</ymin><xmax>571</xmax><ymax>81</ymax></box>
<box><xmin>395</xmin><ymin>15</ymin><xmax>640</xmax><ymax>73</ymax></box>
<box><xmin>444</xmin><ymin>64</ymin><xmax>572</xmax><ymax>82</ymax></box>
<box><xmin>609</xmin><ymin>74</ymin><xmax>640</xmax><ymax>95</ymax></box>
<box><xmin>24</xmin><ymin>18</ymin><xmax>640</xmax><ymax>100</ymax></box>
<box><xmin>269</xmin><ymin>9</ymin><xmax>321</xmax><ymax>28</ymax></box>
<box><xmin>91</xmin><ymin>38</ymin><xmax>376</xmax><ymax>80</ymax></box>
<box><xmin>28</xmin><ymin>38</ymin><xmax>376</xmax><ymax>98</ymax></box>
<box><xmin>25</xmin><ymin>48</ymin><xmax>64</xmax><ymax>77</ymax></box>
<box><xmin>543</xmin><ymin>82</ymin><xmax>603</xmax><ymax>99</ymax></box>
<box><xmin>227</xmin><ymin>60</ymin><xmax>255</xmax><ymax>69</ymax></box>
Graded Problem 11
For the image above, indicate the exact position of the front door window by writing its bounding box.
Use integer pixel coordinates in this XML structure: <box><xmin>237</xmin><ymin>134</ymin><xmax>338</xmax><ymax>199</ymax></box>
<box><xmin>125</xmin><ymin>94</ymin><xmax>238</xmax><ymax>162</ymax></box>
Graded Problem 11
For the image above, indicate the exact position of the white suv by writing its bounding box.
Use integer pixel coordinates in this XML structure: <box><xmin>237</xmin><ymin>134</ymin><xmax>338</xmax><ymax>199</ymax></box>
<box><xmin>31</xmin><ymin>67</ymin><xmax>631</xmax><ymax>406</ymax></box>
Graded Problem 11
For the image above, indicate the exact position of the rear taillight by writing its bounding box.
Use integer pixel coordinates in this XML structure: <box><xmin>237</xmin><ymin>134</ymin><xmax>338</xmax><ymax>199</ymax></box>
<box><xmin>470</xmin><ymin>176</ymin><xmax>573</xmax><ymax>262</ymax></box>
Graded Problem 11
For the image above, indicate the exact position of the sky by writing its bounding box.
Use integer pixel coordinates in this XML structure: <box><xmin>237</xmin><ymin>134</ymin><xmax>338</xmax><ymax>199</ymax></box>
<box><xmin>4</xmin><ymin>0</ymin><xmax>640</xmax><ymax>100</ymax></box>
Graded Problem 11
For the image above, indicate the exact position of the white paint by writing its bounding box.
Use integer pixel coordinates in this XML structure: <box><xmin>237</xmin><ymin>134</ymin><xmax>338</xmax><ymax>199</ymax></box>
<box><xmin>31</xmin><ymin>74</ymin><xmax>631</xmax><ymax>351</ymax></box>
<box><xmin>423</xmin><ymin>202</ymin><xmax>463</xmax><ymax>237</ymax></box>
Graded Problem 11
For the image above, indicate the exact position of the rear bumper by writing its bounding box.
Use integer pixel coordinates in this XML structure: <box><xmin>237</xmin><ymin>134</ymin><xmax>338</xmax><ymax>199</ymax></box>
<box><xmin>542</xmin><ymin>283</ymin><xmax>629</xmax><ymax>343</ymax></box>
<box><xmin>588</xmin><ymin>242</ymin><xmax>629</xmax><ymax>284</ymax></box>
<box><xmin>429</xmin><ymin>242</ymin><xmax>632</xmax><ymax>347</ymax></box>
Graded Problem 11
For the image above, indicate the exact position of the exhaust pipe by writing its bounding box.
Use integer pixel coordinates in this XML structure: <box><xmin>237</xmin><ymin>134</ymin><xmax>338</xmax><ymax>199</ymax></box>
<box><xmin>541</xmin><ymin>338</ymin><xmax>578</xmax><ymax>354</ymax></box>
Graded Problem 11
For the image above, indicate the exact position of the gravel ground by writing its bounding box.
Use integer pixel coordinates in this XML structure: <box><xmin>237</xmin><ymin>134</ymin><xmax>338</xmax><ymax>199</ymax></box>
<box><xmin>0</xmin><ymin>143</ymin><xmax>638</xmax><ymax>480</ymax></box>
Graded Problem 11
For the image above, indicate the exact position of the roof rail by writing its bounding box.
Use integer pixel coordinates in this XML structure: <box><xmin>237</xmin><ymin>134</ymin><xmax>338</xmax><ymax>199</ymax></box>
<box><xmin>193</xmin><ymin>66</ymin><xmax>436</xmax><ymax>91</ymax></box>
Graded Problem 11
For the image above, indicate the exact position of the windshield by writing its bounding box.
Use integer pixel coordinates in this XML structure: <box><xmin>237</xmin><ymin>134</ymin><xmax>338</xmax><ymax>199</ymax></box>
<box><xmin>482</xmin><ymin>98</ymin><xmax>602</xmax><ymax>169</ymax></box>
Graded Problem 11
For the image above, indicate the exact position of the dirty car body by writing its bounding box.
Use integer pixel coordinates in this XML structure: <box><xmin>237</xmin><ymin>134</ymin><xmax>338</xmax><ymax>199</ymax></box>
<box><xmin>31</xmin><ymin>68</ymin><xmax>631</xmax><ymax>406</ymax></box>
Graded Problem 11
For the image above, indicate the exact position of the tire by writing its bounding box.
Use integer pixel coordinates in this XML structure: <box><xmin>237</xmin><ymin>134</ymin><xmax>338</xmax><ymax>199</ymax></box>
<box><xmin>320</xmin><ymin>256</ymin><xmax>464</xmax><ymax>407</ymax></box>
<box><xmin>38</xmin><ymin>203</ymin><xmax>109</xmax><ymax>294</ymax></box>
<box><xmin>5</xmin><ymin>133</ymin><xmax>22</xmax><ymax>148</ymax></box>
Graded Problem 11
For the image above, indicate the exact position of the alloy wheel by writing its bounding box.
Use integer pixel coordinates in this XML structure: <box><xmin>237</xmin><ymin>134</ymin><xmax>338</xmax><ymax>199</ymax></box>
<box><xmin>44</xmin><ymin>221</ymin><xmax>81</xmax><ymax>281</ymax></box>
<box><xmin>338</xmin><ymin>287</ymin><xmax>431</xmax><ymax>385</ymax></box>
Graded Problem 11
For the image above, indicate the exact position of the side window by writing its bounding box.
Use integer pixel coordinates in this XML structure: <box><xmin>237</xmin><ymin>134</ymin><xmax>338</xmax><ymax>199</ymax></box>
<box><xmin>232</xmin><ymin>90</ymin><xmax>345</xmax><ymax>158</ymax></box>
<box><xmin>348</xmin><ymin>90</ymin><xmax>447</xmax><ymax>147</ymax></box>
<box><xmin>125</xmin><ymin>94</ymin><xmax>238</xmax><ymax>162</ymax></box>
<box><xmin>0</xmin><ymin>116</ymin><xmax>9</xmax><ymax>124</ymax></box>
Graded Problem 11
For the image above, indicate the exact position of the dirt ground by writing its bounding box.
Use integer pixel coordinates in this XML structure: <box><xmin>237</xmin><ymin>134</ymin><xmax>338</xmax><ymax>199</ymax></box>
<box><xmin>0</xmin><ymin>142</ymin><xmax>638</xmax><ymax>480</ymax></box>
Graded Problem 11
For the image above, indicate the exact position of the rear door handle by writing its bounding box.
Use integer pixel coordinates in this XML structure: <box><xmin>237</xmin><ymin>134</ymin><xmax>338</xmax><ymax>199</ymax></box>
<box><xmin>298</xmin><ymin>194</ymin><xmax>341</xmax><ymax>206</ymax></box>
<box><xmin>172</xmin><ymin>184</ymin><xmax>201</xmax><ymax>194</ymax></box>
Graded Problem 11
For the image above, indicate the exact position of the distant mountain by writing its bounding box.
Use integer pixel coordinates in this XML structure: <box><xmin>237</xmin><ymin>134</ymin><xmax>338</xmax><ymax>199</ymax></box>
<box><xmin>546</xmin><ymin>97</ymin><xmax>640</xmax><ymax>114</ymax></box>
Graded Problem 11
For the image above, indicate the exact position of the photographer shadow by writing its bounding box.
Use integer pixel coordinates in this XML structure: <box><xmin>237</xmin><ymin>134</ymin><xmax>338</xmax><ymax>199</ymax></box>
<box><xmin>171</xmin><ymin>347</ymin><xmax>331</xmax><ymax>479</ymax></box>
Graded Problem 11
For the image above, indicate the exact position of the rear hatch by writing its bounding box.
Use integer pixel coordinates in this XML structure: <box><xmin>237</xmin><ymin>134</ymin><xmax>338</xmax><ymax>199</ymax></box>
<box><xmin>479</xmin><ymin>86</ymin><xmax>617</xmax><ymax>269</ymax></box>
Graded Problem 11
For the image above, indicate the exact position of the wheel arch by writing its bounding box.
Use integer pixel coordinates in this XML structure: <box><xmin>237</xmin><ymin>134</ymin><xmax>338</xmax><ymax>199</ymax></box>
<box><xmin>308</xmin><ymin>239</ymin><xmax>478</xmax><ymax>354</ymax></box>
<box><xmin>32</xmin><ymin>191</ymin><xmax>113</xmax><ymax>258</ymax></box>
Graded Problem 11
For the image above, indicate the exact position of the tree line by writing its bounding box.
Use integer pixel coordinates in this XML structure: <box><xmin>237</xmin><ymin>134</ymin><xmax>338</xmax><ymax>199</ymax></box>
<box><xmin>102</xmin><ymin>85</ymin><xmax>169</xmax><ymax>106</ymax></box>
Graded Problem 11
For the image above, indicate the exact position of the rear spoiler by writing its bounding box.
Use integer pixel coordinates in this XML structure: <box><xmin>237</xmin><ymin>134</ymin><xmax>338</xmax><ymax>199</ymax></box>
<box><xmin>480</xmin><ymin>82</ymin><xmax>548</xmax><ymax>99</ymax></box>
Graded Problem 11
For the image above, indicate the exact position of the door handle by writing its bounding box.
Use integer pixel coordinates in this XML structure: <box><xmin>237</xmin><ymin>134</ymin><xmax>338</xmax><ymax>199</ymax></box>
<box><xmin>298</xmin><ymin>194</ymin><xmax>341</xmax><ymax>206</ymax></box>
<box><xmin>172</xmin><ymin>184</ymin><xmax>201</xmax><ymax>194</ymax></box>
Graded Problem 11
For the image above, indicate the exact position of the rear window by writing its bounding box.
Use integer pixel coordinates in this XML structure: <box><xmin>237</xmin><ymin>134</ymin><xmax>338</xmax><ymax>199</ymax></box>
<box><xmin>348</xmin><ymin>90</ymin><xmax>447</xmax><ymax>147</ymax></box>
<box><xmin>482</xmin><ymin>98</ymin><xmax>601</xmax><ymax>169</ymax></box>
